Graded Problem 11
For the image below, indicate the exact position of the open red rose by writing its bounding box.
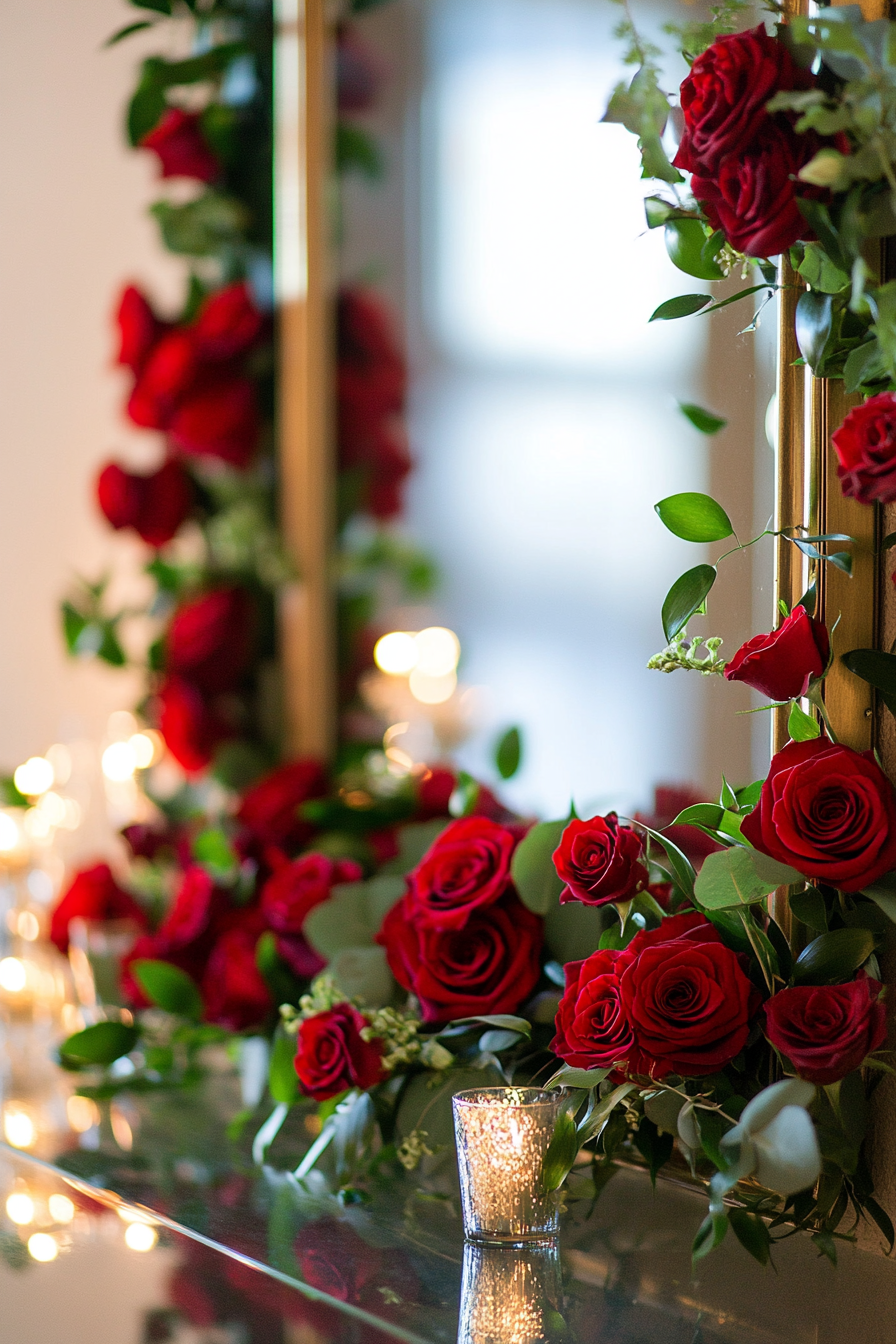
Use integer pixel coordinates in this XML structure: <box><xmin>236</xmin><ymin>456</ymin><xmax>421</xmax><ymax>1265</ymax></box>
<box><xmin>236</xmin><ymin>758</ymin><xmax>327</xmax><ymax>848</ymax></box>
<box><xmin>157</xmin><ymin>676</ymin><xmax>230</xmax><ymax>773</ymax></box>
<box><xmin>140</xmin><ymin>107</ymin><xmax>219</xmax><ymax>182</ymax></box>
<box><xmin>764</xmin><ymin>974</ymin><xmax>887</xmax><ymax>1084</ymax></box>
<box><xmin>378</xmin><ymin>890</ymin><xmax>542</xmax><ymax>1023</ymax></box>
<box><xmin>127</xmin><ymin>328</ymin><xmax>198</xmax><ymax>430</ymax></box>
<box><xmin>50</xmin><ymin>862</ymin><xmax>147</xmax><ymax>954</ymax></box>
<box><xmin>553</xmin><ymin>813</ymin><xmax>647</xmax><ymax>908</ymax></box>
<box><xmin>832</xmin><ymin>392</ymin><xmax>896</xmax><ymax>505</ymax></box>
<box><xmin>115</xmin><ymin>285</ymin><xmax>166</xmax><ymax>374</ymax></box>
<box><xmin>167</xmin><ymin>586</ymin><xmax>255</xmax><ymax>694</ymax></box>
<box><xmin>294</xmin><ymin>1002</ymin><xmax>387</xmax><ymax>1100</ymax></box>
<box><xmin>261</xmin><ymin>852</ymin><xmax>363</xmax><ymax>933</ymax></box>
<box><xmin>193</xmin><ymin>282</ymin><xmax>264</xmax><ymax>361</ymax></box>
<box><xmin>97</xmin><ymin>458</ymin><xmax>193</xmax><ymax>548</ymax></box>
<box><xmin>724</xmin><ymin>606</ymin><xmax>829</xmax><ymax>701</ymax></box>
<box><xmin>201</xmin><ymin>922</ymin><xmax>272</xmax><ymax>1032</ymax></box>
<box><xmin>168</xmin><ymin>370</ymin><xmax>260</xmax><ymax>468</ymax></box>
<box><xmin>552</xmin><ymin>949</ymin><xmax>634</xmax><ymax>1070</ymax></box>
<box><xmin>741</xmin><ymin>736</ymin><xmax>896</xmax><ymax>891</ymax></box>
<box><xmin>405</xmin><ymin>817</ymin><xmax>516</xmax><ymax>930</ymax></box>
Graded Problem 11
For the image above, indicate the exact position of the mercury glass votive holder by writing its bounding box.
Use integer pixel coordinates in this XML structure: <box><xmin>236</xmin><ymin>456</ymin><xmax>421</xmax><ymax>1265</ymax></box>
<box><xmin>452</xmin><ymin>1088</ymin><xmax>562</xmax><ymax>1244</ymax></box>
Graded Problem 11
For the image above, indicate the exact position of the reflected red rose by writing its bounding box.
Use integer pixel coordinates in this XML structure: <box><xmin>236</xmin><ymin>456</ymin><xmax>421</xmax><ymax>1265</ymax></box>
<box><xmin>127</xmin><ymin>329</ymin><xmax>198</xmax><ymax>430</ymax></box>
<box><xmin>741</xmin><ymin>736</ymin><xmax>896</xmax><ymax>891</ymax></box>
<box><xmin>832</xmin><ymin>392</ymin><xmax>896</xmax><ymax>505</ymax></box>
<box><xmin>553</xmin><ymin>812</ymin><xmax>647</xmax><ymax>908</ymax></box>
<box><xmin>50</xmin><ymin>862</ymin><xmax>147</xmax><ymax>954</ymax></box>
<box><xmin>115</xmin><ymin>285</ymin><xmax>166</xmax><ymax>374</ymax></box>
<box><xmin>294</xmin><ymin>1002</ymin><xmax>387</xmax><ymax>1100</ymax></box>
<box><xmin>193</xmin><ymin>282</ymin><xmax>264</xmax><ymax>361</ymax></box>
<box><xmin>157</xmin><ymin>676</ymin><xmax>229</xmax><ymax>773</ymax></box>
<box><xmin>167</xmin><ymin>586</ymin><xmax>254</xmax><ymax>694</ymax></box>
<box><xmin>552</xmin><ymin>949</ymin><xmax>634</xmax><ymax>1070</ymax></box>
<box><xmin>405</xmin><ymin>817</ymin><xmax>516</xmax><ymax>930</ymax></box>
<box><xmin>294</xmin><ymin>1217</ymin><xmax>419</xmax><ymax>1319</ymax></box>
<box><xmin>764</xmin><ymin>974</ymin><xmax>887</xmax><ymax>1084</ymax></box>
<box><xmin>378</xmin><ymin>891</ymin><xmax>542</xmax><ymax>1023</ymax></box>
<box><xmin>724</xmin><ymin>606</ymin><xmax>830</xmax><ymax>701</ymax></box>
<box><xmin>201</xmin><ymin>923</ymin><xmax>272</xmax><ymax>1031</ymax></box>
<box><xmin>97</xmin><ymin>458</ymin><xmax>193</xmax><ymax>548</ymax></box>
<box><xmin>168</xmin><ymin>370</ymin><xmax>260</xmax><ymax>468</ymax></box>
<box><xmin>236</xmin><ymin>758</ymin><xmax>328</xmax><ymax>847</ymax></box>
<box><xmin>336</xmin><ymin>26</ymin><xmax>386</xmax><ymax>113</ymax></box>
<box><xmin>140</xmin><ymin>107</ymin><xmax>219</xmax><ymax>182</ymax></box>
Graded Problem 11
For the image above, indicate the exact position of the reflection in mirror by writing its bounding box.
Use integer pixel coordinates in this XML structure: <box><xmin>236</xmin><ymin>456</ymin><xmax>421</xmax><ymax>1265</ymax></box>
<box><xmin>458</xmin><ymin>1239</ymin><xmax>565</xmax><ymax>1344</ymax></box>
<box><xmin>337</xmin><ymin>0</ymin><xmax>776</xmax><ymax>816</ymax></box>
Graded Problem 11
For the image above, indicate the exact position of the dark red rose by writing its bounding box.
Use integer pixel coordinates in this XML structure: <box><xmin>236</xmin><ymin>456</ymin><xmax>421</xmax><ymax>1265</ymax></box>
<box><xmin>741</xmin><ymin>736</ymin><xmax>896</xmax><ymax>891</ymax></box>
<box><xmin>236</xmin><ymin>758</ymin><xmax>328</xmax><ymax>847</ymax></box>
<box><xmin>551</xmin><ymin>949</ymin><xmax>634</xmax><ymax>1070</ymax></box>
<box><xmin>158</xmin><ymin>866</ymin><xmax>216</xmax><ymax>946</ymax></box>
<box><xmin>140</xmin><ymin>107</ymin><xmax>219</xmax><ymax>182</ymax></box>
<box><xmin>261</xmin><ymin>852</ymin><xmax>363</xmax><ymax>933</ymax></box>
<box><xmin>157</xmin><ymin>676</ymin><xmax>229</xmax><ymax>773</ymax></box>
<box><xmin>275</xmin><ymin>933</ymin><xmax>326</xmax><ymax>980</ymax></box>
<box><xmin>415</xmin><ymin>766</ymin><xmax>456</xmax><ymax>820</ymax></box>
<box><xmin>166</xmin><ymin>586</ymin><xmax>254</xmax><ymax>694</ymax></box>
<box><xmin>294</xmin><ymin>1001</ymin><xmax>387</xmax><ymax>1100</ymax></box>
<box><xmin>617</xmin><ymin>911</ymin><xmax>756</xmax><ymax>1078</ymax></box>
<box><xmin>127</xmin><ymin>328</ymin><xmax>198</xmax><ymax>430</ymax></box>
<box><xmin>764</xmin><ymin>974</ymin><xmax>887</xmax><ymax>1084</ymax></box>
<box><xmin>405</xmin><ymin>817</ymin><xmax>516</xmax><ymax>930</ymax></box>
<box><xmin>378</xmin><ymin>891</ymin><xmax>542</xmax><ymax>1024</ymax></box>
<box><xmin>168</xmin><ymin>370</ymin><xmax>260</xmax><ymax>468</ymax></box>
<box><xmin>673</xmin><ymin>24</ymin><xmax>814</xmax><ymax>176</ymax></box>
<box><xmin>115</xmin><ymin>285</ymin><xmax>166</xmax><ymax>374</ymax></box>
<box><xmin>691</xmin><ymin>121</ymin><xmax>817</xmax><ymax>258</ymax></box>
<box><xmin>193</xmin><ymin>282</ymin><xmax>264</xmax><ymax>361</ymax></box>
<box><xmin>553</xmin><ymin>812</ymin><xmax>647</xmax><ymax>908</ymax></box>
<box><xmin>97</xmin><ymin>458</ymin><xmax>193</xmax><ymax>548</ymax></box>
<box><xmin>201</xmin><ymin>924</ymin><xmax>272</xmax><ymax>1031</ymax></box>
<box><xmin>50</xmin><ymin>862</ymin><xmax>147</xmax><ymax>954</ymax></box>
<box><xmin>337</xmin><ymin>289</ymin><xmax>406</xmax><ymax>415</ymax></box>
<box><xmin>724</xmin><ymin>606</ymin><xmax>830</xmax><ymax>701</ymax></box>
<box><xmin>832</xmin><ymin>392</ymin><xmax>896</xmax><ymax>505</ymax></box>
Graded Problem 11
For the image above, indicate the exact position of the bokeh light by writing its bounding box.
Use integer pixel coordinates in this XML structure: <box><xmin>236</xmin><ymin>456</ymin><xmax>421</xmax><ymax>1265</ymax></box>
<box><xmin>374</xmin><ymin>631</ymin><xmax>418</xmax><ymax>675</ymax></box>
<box><xmin>14</xmin><ymin>758</ymin><xmax>54</xmax><ymax>798</ymax></box>
<box><xmin>6</xmin><ymin>1191</ymin><xmax>34</xmax><ymax>1225</ymax></box>
<box><xmin>27</xmin><ymin>1233</ymin><xmax>58</xmax><ymax>1263</ymax></box>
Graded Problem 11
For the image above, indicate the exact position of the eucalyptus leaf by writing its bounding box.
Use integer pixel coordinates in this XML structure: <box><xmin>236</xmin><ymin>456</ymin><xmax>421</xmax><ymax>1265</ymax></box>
<box><xmin>304</xmin><ymin>875</ymin><xmax>404</xmax><ymax>957</ymax></box>
<box><xmin>655</xmin><ymin>492</ymin><xmax>733</xmax><ymax>543</ymax></box>
<box><xmin>380</xmin><ymin>820</ymin><xmax>449</xmax><ymax>875</ymax></box>
<box><xmin>479</xmin><ymin>1028</ymin><xmax>525</xmax><ymax>1053</ymax></box>
<box><xmin>450</xmin><ymin>1015</ymin><xmax>532</xmax><ymax>1037</ymax></box>
<box><xmin>495</xmin><ymin>725</ymin><xmax>522</xmax><ymax>780</ymax></box>
<box><xmin>694</xmin><ymin>846</ymin><xmax>778</xmax><ymax>910</ymax></box>
<box><xmin>327</xmin><ymin>946</ymin><xmax>395</xmax><ymax>1006</ymax></box>
<box><xmin>546</xmin><ymin>1065</ymin><xmax>611</xmax><ymax>1090</ymax></box>
<box><xmin>661</xmin><ymin>564</ymin><xmax>717</xmax><ymax>642</ymax></box>
<box><xmin>133</xmin><ymin>959</ymin><xmax>203</xmax><ymax>1019</ymax></box>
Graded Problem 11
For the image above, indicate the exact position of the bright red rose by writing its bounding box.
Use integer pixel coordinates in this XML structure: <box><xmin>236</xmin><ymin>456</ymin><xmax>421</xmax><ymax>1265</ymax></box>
<box><xmin>140</xmin><ymin>107</ymin><xmax>219</xmax><ymax>182</ymax></box>
<box><xmin>127</xmin><ymin>328</ymin><xmax>198</xmax><ymax>430</ymax></box>
<box><xmin>261</xmin><ymin>852</ymin><xmax>363</xmax><ymax>933</ymax></box>
<box><xmin>764</xmin><ymin>974</ymin><xmax>887</xmax><ymax>1084</ymax></box>
<box><xmin>378</xmin><ymin>891</ymin><xmax>542</xmax><ymax>1023</ymax></box>
<box><xmin>115</xmin><ymin>285</ymin><xmax>165</xmax><ymax>373</ymax></box>
<box><xmin>405</xmin><ymin>817</ymin><xmax>516</xmax><ymax>930</ymax></box>
<box><xmin>168</xmin><ymin>371</ymin><xmax>260</xmax><ymax>468</ymax></box>
<box><xmin>166</xmin><ymin>586</ymin><xmax>255</xmax><ymax>694</ymax></box>
<box><xmin>96</xmin><ymin>458</ymin><xmax>193</xmax><ymax>548</ymax></box>
<box><xmin>741</xmin><ymin>736</ymin><xmax>896</xmax><ymax>892</ymax></box>
<box><xmin>236</xmin><ymin>758</ymin><xmax>328</xmax><ymax>847</ymax></box>
<box><xmin>553</xmin><ymin>812</ymin><xmax>647</xmax><ymax>908</ymax></box>
<box><xmin>201</xmin><ymin>923</ymin><xmax>272</xmax><ymax>1031</ymax></box>
<box><xmin>193</xmin><ymin>282</ymin><xmax>264</xmax><ymax>361</ymax></box>
<box><xmin>157</xmin><ymin>676</ymin><xmax>229</xmax><ymax>773</ymax></box>
<box><xmin>617</xmin><ymin>912</ymin><xmax>756</xmax><ymax>1078</ymax></box>
<box><xmin>551</xmin><ymin>949</ymin><xmax>634</xmax><ymax>1070</ymax></box>
<box><xmin>673</xmin><ymin>24</ymin><xmax>814</xmax><ymax>176</ymax></box>
<box><xmin>724</xmin><ymin>606</ymin><xmax>830</xmax><ymax>701</ymax></box>
<box><xmin>832</xmin><ymin>392</ymin><xmax>896</xmax><ymax>505</ymax></box>
<box><xmin>293</xmin><ymin>1002</ymin><xmax>387</xmax><ymax>1100</ymax></box>
<box><xmin>50</xmin><ymin>862</ymin><xmax>147</xmax><ymax>954</ymax></box>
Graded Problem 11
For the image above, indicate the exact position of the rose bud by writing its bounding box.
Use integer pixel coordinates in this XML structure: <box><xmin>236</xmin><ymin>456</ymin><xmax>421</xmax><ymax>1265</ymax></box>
<box><xmin>96</xmin><ymin>459</ymin><xmax>193</xmax><ymax>548</ymax></box>
<box><xmin>140</xmin><ymin>107</ymin><xmax>219</xmax><ymax>183</ymax></box>
<box><xmin>764</xmin><ymin>974</ymin><xmax>887</xmax><ymax>1085</ymax></box>
<box><xmin>553</xmin><ymin>812</ymin><xmax>647</xmax><ymax>907</ymax></box>
<box><xmin>832</xmin><ymin>392</ymin><xmax>896</xmax><ymax>505</ymax></box>
<box><xmin>551</xmin><ymin>949</ymin><xmax>634</xmax><ymax>1071</ymax></box>
<box><xmin>294</xmin><ymin>1002</ymin><xmax>387</xmax><ymax>1101</ymax></box>
<box><xmin>166</xmin><ymin>586</ymin><xmax>255</xmax><ymax>695</ymax></box>
<box><xmin>115</xmin><ymin>284</ymin><xmax>166</xmax><ymax>374</ymax></box>
<box><xmin>741</xmin><ymin>736</ymin><xmax>896</xmax><ymax>891</ymax></box>
<box><xmin>724</xmin><ymin>606</ymin><xmax>829</xmax><ymax>701</ymax></box>
<box><xmin>50</xmin><ymin>862</ymin><xmax>147</xmax><ymax>954</ymax></box>
<box><xmin>157</xmin><ymin>675</ymin><xmax>229</xmax><ymax>774</ymax></box>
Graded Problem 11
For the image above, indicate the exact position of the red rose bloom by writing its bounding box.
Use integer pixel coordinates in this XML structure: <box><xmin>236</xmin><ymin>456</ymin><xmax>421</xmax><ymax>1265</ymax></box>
<box><xmin>157</xmin><ymin>676</ymin><xmax>229</xmax><ymax>773</ymax></box>
<box><xmin>740</xmin><ymin>737</ymin><xmax>896</xmax><ymax>892</ymax></box>
<box><xmin>617</xmin><ymin>911</ymin><xmax>756</xmax><ymax>1078</ymax></box>
<box><xmin>553</xmin><ymin>813</ymin><xmax>647</xmax><ymax>908</ymax></box>
<box><xmin>50</xmin><ymin>862</ymin><xmax>147</xmax><ymax>954</ymax></box>
<box><xmin>168</xmin><ymin>371</ymin><xmax>260</xmax><ymax>468</ymax></box>
<box><xmin>201</xmin><ymin>923</ymin><xmax>272</xmax><ymax>1032</ymax></box>
<box><xmin>551</xmin><ymin>949</ymin><xmax>634</xmax><ymax>1070</ymax></box>
<box><xmin>166</xmin><ymin>586</ymin><xmax>255</xmax><ymax>694</ymax></box>
<box><xmin>261</xmin><ymin>853</ymin><xmax>363</xmax><ymax>933</ymax></box>
<box><xmin>127</xmin><ymin>328</ymin><xmax>198</xmax><ymax>430</ymax></box>
<box><xmin>236</xmin><ymin>758</ymin><xmax>327</xmax><ymax>848</ymax></box>
<box><xmin>140</xmin><ymin>107</ymin><xmax>219</xmax><ymax>182</ymax></box>
<box><xmin>832</xmin><ymin>392</ymin><xmax>896</xmax><ymax>505</ymax></box>
<box><xmin>405</xmin><ymin>817</ymin><xmax>516</xmax><ymax>930</ymax></box>
<box><xmin>97</xmin><ymin>458</ymin><xmax>193</xmax><ymax>548</ymax></box>
<box><xmin>193</xmin><ymin>282</ymin><xmax>264</xmax><ymax>361</ymax></box>
<box><xmin>378</xmin><ymin>891</ymin><xmax>542</xmax><ymax>1023</ymax></box>
<box><xmin>724</xmin><ymin>606</ymin><xmax>830</xmax><ymax>701</ymax></box>
<box><xmin>674</xmin><ymin>24</ymin><xmax>814</xmax><ymax>175</ymax></box>
<box><xmin>294</xmin><ymin>1002</ymin><xmax>387</xmax><ymax>1100</ymax></box>
<box><xmin>158</xmin><ymin>866</ymin><xmax>216</xmax><ymax>947</ymax></box>
<box><xmin>115</xmin><ymin>285</ymin><xmax>165</xmax><ymax>373</ymax></box>
<box><xmin>764</xmin><ymin>974</ymin><xmax>887</xmax><ymax>1084</ymax></box>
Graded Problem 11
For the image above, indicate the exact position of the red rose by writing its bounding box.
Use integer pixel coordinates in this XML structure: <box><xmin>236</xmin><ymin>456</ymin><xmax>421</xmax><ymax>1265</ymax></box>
<box><xmin>618</xmin><ymin>912</ymin><xmax>756</xmax><ymax>1078</ymax></box>
<box><xmin>405</xmin><ymin>817</ymin><xmax>516</xmax><ymax>930</ymax></box>
<box><xmin>127</xmin><ymin>328</ymin><xmax>198</xmax><ymax>430</ymax></box>
<box><xmin>415</xmin><ymin>766</ymin><xmax>456</xmax><ymax>820</ymax></box>
<box><xmin>50</xmin><ymin>862</ymin><xmax>147</xmax><ymax>954</ymax></box>
<box><xmin>551</xmin><ymin>949</ymin><xmax>634</xmax><ymax>1070</ymax></box>
<box><xmin>167</xmin><ymin>586</ymin><xmax>255</xmax><ymax>694</ymax></box>
<box><xmin>337</xmin><ymin>289</ymin><xmax>406</xmax><ymax>415</ymax></box>
<box><xmin>674</xmin><ymin>24</ymin><xmax>814</xmax><ymax>176</ymax></box>
<box><xmin>553</xmin><ymin>813</ymin><xmax>647</xmax><ymax>908</ymax></box>
<box><xmin>336</xmin><ymin>27</ymin><xmax>385</xmax><ymax>114</ymax></box>
<box><xmin>378</xmin><ymin>891</ymin><xmax>542</xmax><ymax>1023</ymax></box>
<box><xmin>168</xmin><ymin>371</ymin><xmax>260</xmax><ymax>468</ymax></box>
<box><xmin>97</xmin><ymin>458</ymin><xmax>193</xmax><ymax>548</ymax></box>
<box><xmin>201</xmin><ymin>923</ymin><xmax>272</xmax><ymax>1031</ymax></box>
<box><xmin>157</xmin><ymin>676</ymin><xmax>229</xmax><ymax>773</ymax></box>
<box><xmin>261</xmin><ymin>852</ymin><xmax>363</xmax><ymax>933</ymax></box>
<box><xmin>140</xmin><ymin>108</ymin><xmax>219</xmax><ymax>182</ymax></box>
<box><xmin>741</xmin><ymin>737</ymin><xmax>896</xmax><ymax>891</ymax></box>
<box><xmin>764</xmin><ymin>974</ymin><xmax>887</xmax><ymax>1084</ymax></box>
<box><xmin>115</xmin><ymin>285</ymin><xmax>166</xmax><ymax>374</ymax></box>
<box><xmin>724</xmin><ymin>606</ymin><xmax>830</xmax><ymax>701</ymax></box>
<box><xmin>193</xmin><ymin>282</ymin><xmax>264</xmax><ymax>361</ymax></box>
<box><xmin>236</xmin><ymin>758</ymin><xmax>327</xmax><ymax>847</ymax></box>
<box><xmin>158</xmin><ymin>866</ymin><xmax>216</xmax><ymax>947</ymax></box>
<box><xmin>293</xmin><ymin>1002</ymin><xmax>387</xmax><ymax>1100</ymax></box>
<box><xmin>832</xmin><ymin>392</ymin><xmax>896</xmax><ymax>505</ymax></box>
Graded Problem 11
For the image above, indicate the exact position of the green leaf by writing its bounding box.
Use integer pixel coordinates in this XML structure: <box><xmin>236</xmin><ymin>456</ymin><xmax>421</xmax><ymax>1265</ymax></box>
<box><xmin>671</xmin><ymin>802</ymin><xmax>724</xmax><ymax>829</ymax></box>
<box><xmin>495</xmin><ymin>726</ymin><xmax>522</xmax><ymax>780</ymax></box>
<box><xmin>655</xmin><ymin>493</ymin><xmax>733</xmax><ymax>543</ymax></box>
<box><xmin>796</xmin><ymin>241</ymin><xmax>850</xmax><ymax>294</ymax></box>
<box><xmin>105</xmin><ymin>20</ymin><xmax>155</xmax><ymax>46</ymax></box>
<box><xmin>541</xmin><ymin>1108</ymin><xmax>580</xmax><ymax>1192</ymax></box>
<box><xmin>479</xmin><ymin>1028</ymin><xmax>525</xmax><ymax>1053</ymax></box>
<box><xmin>865</xmin><ymin>1196</ymin><xmax>895</xmax><ymax>1254</ymax></box>
<box><xmin>59</xmin><ymin>1022</ymin><xmax>139</xmax><ymax>1069</ymax></box>
<box><xmin>795</xmin><ymin>290</ymin><xmax>833</xmax><ymax>372</ymax></box>
<box><xmin>630</xmin><ymin>819</ymin><xmax>696</xmax><ymax>899</ymax></box>
<box><xmin>649</xmin><ymin>293</ymin><xmax>712</xmax><ymax>322</ymax></box>
<box><xmin>788</xmin><ymin>886</ymin><xmax>829</xmax><ymax>933</ymax></box>
<box><xmin>644</xmin><ymin>195</ymin><xmax>677</xmax><ymax>228</ymax></box>
<box><xmin>843</xmin><ymin>340</ymin><xmax>885</xmax><ymax>394</ymax></box>
<box><xmin>693</xmin><ymin>1211</ymin><xmax>728</xmax><ymax>1262</ymax></box>
<box><xmin>150</xmin><ymin>192</ymin><xmax>248</xmax><ymax>258</ymax></box>
<box><xmin>335</xmin><ymin>123</ymin><xmax>384</xmax><ymax>180</ymax></box>
<box><xmin>793</xmin><ymin>928</ymin><xmax>875</xmax><ymax>985</ymax></box>
<box><xmin>132</xmin><ymin>959</ymin><xmax>203</xmax><ymax>1019</ymax></box>
<box><xmin>699</xmin><ymin>284</ymin><xmax>775</xmax><ymax>316</ymax></box>
<box><xmin>327</xmin><ymin>946</ymin><xmax>394</xmax><ymax>1006</ymax></box>
<box><xmin>665</xmin><ymin>219</ymin><xmax>724</xmax><ymax>280</ymax></box>
<box><xmin>842</xmin><ymin>649</ymin><xmax>896</xmax><ymax>713</ymax></box>
<box><xmin>634</xmin><ymin>1116</ymin><xmax>674</xmax><ymax>1185</ymax></box>
<box><xmin>678</xmin><ymin>402</ymin><xmax>727</xmax><ymax>435</ymax></box>
<box><xmin>788</xmin><ymin>700</ymin><xmax>821</xmax><ymax>742</ymax></box>
<box><xmin>451</xmin><ymin>1014</ymin><xmax>531</xmax><ymax>1037</ymax></box>
<box><xmin>304</xmin><ymin>875</ymin><xmax>404</xmax><ymax>957</ymax></box>
<box><xmin>736</xmin><ymin>780</ymin><xmax>764</xmax><ymax>809</ymax></box>
<box><xmin>192</xmin><ymin>827</ymin><xmax>238</xmax><ymax>879</ymax></box>
<box><xmin>545</xmin><ymin>1064</ymin><xmax>610</xmax><ymax>1090</ymax></box>
<box><xmin>728</xmin><ymin>1208</ymin><xmax>772</xmax><ymax>1266</ymax></box>
<box><xmin>860</xmin><ymin>871</ymin><xmax>896</xmax><ymax>924</ymax></box>
<box><xmin>510</xmin><ymin>819</ymin><xmax>566</xmax><ymax>915</ymax></box>
<box><xmin>130</xmin><ymin>0</ymin><xmax>172</xmax><ymax>13</ymax></box>
<box><xmin>694</xmin><ymin>846</ymin><xmax>779</xmax><ymax>910</ymax></box>
<box><xmin>268</xmin><ymin>1027</ymin><xmax>299</xmax><ymax>1106</ymax></box>
<box><xmin>661</xmin><ymin>564</ymin><xmax>717</xmax><ymax>642</ymax></box>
